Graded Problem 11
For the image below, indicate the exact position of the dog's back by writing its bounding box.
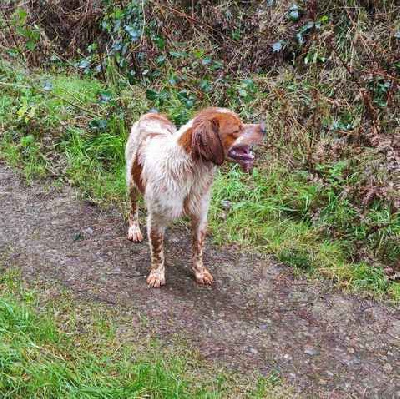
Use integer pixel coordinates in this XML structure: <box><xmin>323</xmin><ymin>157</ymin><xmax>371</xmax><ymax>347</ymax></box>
<box><xmin>125</xmin><ymin>112</ymin><xmax>176</xmax><ymax>188</ymax></box>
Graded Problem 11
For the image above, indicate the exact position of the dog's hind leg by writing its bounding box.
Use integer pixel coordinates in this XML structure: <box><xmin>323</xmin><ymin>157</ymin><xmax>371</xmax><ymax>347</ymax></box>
<box><xmin>127</xmin><ymin>184</ymin><xmax>143</xmax><ymax>242</ymax></box>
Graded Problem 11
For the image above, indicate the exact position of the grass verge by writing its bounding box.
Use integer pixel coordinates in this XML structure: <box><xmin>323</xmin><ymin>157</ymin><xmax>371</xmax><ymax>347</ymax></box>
<box><xmin>0</xmin><ymin>269</ymin><xmax>288</xmax><ymax>398</ymax></box>
<box><xmin>209</xmin><ymin>166</ymin><xmax>400</xmax><ymax>302</ymax></box>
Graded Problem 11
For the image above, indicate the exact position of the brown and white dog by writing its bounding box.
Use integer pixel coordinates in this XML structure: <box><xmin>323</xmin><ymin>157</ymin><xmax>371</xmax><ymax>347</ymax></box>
<box><xmin>125</xmin><ymin>107</ymin><xmax>264</xmax><ymax>287</ymax></box>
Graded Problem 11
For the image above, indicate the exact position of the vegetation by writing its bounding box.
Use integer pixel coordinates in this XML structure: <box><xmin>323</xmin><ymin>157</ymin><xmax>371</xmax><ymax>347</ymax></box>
<box><xmin>0</xmin><ymin>0</ymin><xmax>399</xmax><ymax>301</ymax></box>
<box><xmin>0</xmin><ymin>269</ymin><xmax>286</xmax><ymax>398</ymax></box>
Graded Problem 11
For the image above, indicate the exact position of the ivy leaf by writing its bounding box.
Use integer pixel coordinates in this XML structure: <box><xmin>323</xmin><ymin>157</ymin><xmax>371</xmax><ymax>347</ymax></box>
<box><xmin>238</xmin><ymin>89</ymin><xmax>248</xmax><ymax>97</ymax></box>
<box><xmin>272</xmin><ymin>41</ymin><xmax>283</xmax><ymax>52</ymax></box>
<box><xmin>297</xmin><ymin>33</ymin><xmax>304</xmax><ymax>46</ymax></box>
<box><xmin>158</xmin><ymin>89</ymin><xmax>169</xmax><ymax>102</ymax></box>
<box><xmin>14</xmin><ymin>8</ymin><xmax>27</xmax><ymax>25</ymax></box>
<box><xmin>168</xmin><ymin>75</ymin><xmax>178</xmax><ymax>85</ymax></box>
<box><xmin>288</xmin><ymin>4</ymin><xmax>299</xmax><ymax>21</ymax></box>
<box><xmin>98</xmin><ymin>90</ymin><xmax>112</xmax><ymax>103</ymax></box>
<box><xmin>156</xmin><ymin>55</ymin><xmax>166</xmax><ymax>65</ymax></box>
<box><xmin>146</xmin><ymin>89</ymin><xmax>158</xmax><ymax>101</ymax></box>
<box><xmin>125</xmin><ymin>25</ymin><xmax>140</xmax><ymax>41</ymax></box>
<box><xmin>232</xmin><ymin>30</ymin><xmax>241</xmax><ymax>40</ymax></box>
<box><xmin>43</xmin><ymin>81</ymin><xmax>53</xmax><ymax>91</ymax></box>
<box><xmin>114</xmin><ymin>8</ymin><xmax>124</xmax><ymax>19</ymax></box>
<box><xmin>200</xmin><ymin>79</ymin><xmax>212</xmax><ymax>92</ymax></box>
<box><xmin>319</xmin><ymin>15</ymin><xmax>329</xmax><ymax>25</ymax></box>
<box><xmin>78</xmin><ymin>59</ymin><xmax>90</xmax><ymax>69</ymax></box>
<box><xmin>89</xmin><ymin>119</ymin><xmax>107</xmax><ymax>131</ymax></box>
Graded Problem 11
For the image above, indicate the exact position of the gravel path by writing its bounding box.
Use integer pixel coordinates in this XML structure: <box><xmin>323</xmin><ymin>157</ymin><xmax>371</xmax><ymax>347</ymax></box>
<box><xmin>0</xmin><ymin>163</ymin><xmax>399</xmax><ymax>398</ymax></box>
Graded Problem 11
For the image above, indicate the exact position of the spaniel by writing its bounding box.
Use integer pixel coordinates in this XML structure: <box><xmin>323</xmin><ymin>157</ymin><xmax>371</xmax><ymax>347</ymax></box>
<box><xmin>125</xmin><ymin>107</ymin><xmax>264</xmax><ymax>287</ymax></box>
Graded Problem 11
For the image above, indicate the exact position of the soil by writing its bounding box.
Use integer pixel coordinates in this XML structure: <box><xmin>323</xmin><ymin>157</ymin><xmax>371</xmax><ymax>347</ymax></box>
<box><xmin>0</xmin><ymin>163</ymin><xmax>399</xmax><ymax>398</ymax></box>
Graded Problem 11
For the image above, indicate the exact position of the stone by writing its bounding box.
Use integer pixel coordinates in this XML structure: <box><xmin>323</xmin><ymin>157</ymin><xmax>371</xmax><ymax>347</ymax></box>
<box><xmin>304</xmin><ymin>346</ymin><xmax>319</xmax><ymax>356</ymax></box>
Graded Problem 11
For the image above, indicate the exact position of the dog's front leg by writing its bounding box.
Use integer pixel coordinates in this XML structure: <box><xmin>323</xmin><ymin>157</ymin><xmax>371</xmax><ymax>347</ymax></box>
<box><xmin>146</xmin><ymin>214</ymin><xmax>166</xmax><ymax>288</ymax></box>
<box><xmin>191</xmin><ymin>211</ymin><xmax>214</xmax><ymax>285</ymax></box>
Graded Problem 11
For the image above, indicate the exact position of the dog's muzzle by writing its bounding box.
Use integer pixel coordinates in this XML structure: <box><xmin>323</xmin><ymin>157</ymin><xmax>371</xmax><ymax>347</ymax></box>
<box><xmin>227</xmin><ymin>123</ymin><xmax>265</xmax><ymax>173</ymax></box>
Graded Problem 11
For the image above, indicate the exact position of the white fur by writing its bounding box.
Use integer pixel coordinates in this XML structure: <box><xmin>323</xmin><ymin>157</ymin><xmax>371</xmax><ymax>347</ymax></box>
<box><xmin>126</xmin><ymin>116</ymin><xmax>215</xmax><ymax>225</ymax></box>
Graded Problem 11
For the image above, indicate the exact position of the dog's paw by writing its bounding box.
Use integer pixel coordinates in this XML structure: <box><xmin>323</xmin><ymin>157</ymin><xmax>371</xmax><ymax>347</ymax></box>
<box><xmin>193</xmin><ymin>267</ymin><xmax>214</xmax><ymax>285</ymax></box>
<box><xmin>146</xmin><ymin>269</ymin><xmax>166</xmax><ymax>288</ymax></box>
<box><xmin>127</xmin><ymin>225</ymin><xmax>143</xmax><ymax>242</ymax></box>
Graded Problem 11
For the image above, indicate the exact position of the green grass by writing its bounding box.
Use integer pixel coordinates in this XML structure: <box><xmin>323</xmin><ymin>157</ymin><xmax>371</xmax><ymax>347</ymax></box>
<box><xmin>0</xmin><ymin>60</ymin><xmax>398</xmax><ymax>302</ymax></box>
<box><xmin>209</xmin><ymin>166</ymin><xmax>400</xmax><ymax>302</ymax></box>
<box><xmin>0</xmin><ymin>62</ymin><xmax>139</xmax><ymax>201</ymax></box>
<box><xmin>0</xmin><ymin>270</ymin><xmax>287</xmax><ymax>398</ymax></box>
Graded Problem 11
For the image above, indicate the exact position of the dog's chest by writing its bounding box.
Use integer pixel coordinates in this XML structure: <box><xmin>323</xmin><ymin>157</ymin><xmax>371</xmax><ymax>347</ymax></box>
<box><xmin>147</xmin><ymin>166</ymin><xmax>213</xmax><ymax>219</ymax></box>
<box><xmin>142</xmin><ymin>138</ymin><xmax>214</xmax><ymax>219</ymax></box>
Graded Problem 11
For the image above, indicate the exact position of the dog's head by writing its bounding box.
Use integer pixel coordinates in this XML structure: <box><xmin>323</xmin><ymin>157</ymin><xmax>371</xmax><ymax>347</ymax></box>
<box><xmin>191</xmin><ymin>108</ymin><xmax>265</xmax><ymax>173</ymax></box>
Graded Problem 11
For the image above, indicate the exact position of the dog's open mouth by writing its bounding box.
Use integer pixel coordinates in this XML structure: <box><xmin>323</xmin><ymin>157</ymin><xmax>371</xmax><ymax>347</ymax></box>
<box><xmin>227</xmin><ymin>145</ymin><xmax>255</xmax><ymax>173</ymax></box>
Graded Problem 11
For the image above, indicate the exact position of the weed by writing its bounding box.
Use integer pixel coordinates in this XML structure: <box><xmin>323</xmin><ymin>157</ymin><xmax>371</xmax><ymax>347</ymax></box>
<box><xmin>350</xmin><ymin>263</ymin><xmax>389</xmax><ymax>296</ymax></box>
<box><xmin>388</xmin><ymin>283</ymin><xmax>400</xmax><ymax>303</ymax></box>
<box><xmin>278</xmin><ymin>249</ymin><xmax>313</xmax><ymax>272</ymax></box>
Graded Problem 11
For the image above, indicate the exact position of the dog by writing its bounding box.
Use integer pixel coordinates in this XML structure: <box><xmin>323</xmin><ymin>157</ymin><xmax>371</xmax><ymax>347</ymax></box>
<box><xmin>125</xmin><ymin>107</ymin><xmax>264</xmax><ymax>287</ymax></box>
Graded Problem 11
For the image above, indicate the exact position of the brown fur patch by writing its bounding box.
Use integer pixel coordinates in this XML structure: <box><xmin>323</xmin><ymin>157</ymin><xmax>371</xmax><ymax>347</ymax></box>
<box><xmin>211</xmin><ymin>113</ymin><xmax>243</xmax><ymax>150</ymax></box>
<box><xmin>190</xmin><ymin>108</ymin><xmax>244</xmax><ymax>165</ymax></box>
<box><xmin>142</xmin><ymin>112</ymin><xmax>175</xmax><ymax>129</ymax></box>
<box><xmin>131</xmin><ymin>157</ymin><xmax>145</xmax><ymax>194</ymax></box>
<box><xmin>192</xmin><ymin>117</ymin><xmax>224</xmax><ymax>165</ymax></box>
<box><xmin>192</xmin><ymin>227</ymin><xmax>206</xmax><ymax>267</ymax></box>
<box><xmin>147</xmin><ymin>132</ymin><xmax>163</xmax><ymax>139</ymax></box>
<box><xmin>177</xmin><ymin>128</ymin><xmax>193</xmax><ymax>154</ymax></box>
<box><xmin>150</xmin><ymin>229</ymin><xmax>163</xmax><ymax>266</ymax></box>
<box><xmin>129</xmin><ymin>186</ymin><xmax>138</xmax><ymax>223</ymax></box>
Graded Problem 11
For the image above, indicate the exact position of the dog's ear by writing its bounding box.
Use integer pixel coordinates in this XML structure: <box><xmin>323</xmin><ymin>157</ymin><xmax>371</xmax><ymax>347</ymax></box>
<box><xmin>192</xmin><ymin>118</ymin><xmax>224</xmax><ymax>165</ymax></box>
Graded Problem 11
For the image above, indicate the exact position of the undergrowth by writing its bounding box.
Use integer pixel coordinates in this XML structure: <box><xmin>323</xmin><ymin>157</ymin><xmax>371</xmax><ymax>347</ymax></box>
<box><xmin>0</xmin><ymin>269</ymin><xmax>285</xmax><ymax>398</ymax></box>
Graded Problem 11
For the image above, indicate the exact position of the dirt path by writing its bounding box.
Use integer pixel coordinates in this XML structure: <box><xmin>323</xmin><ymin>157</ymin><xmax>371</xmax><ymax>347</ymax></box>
<box><xmin>0</xmin><ymin>163</ymin><xmax>399</xmax><ymax>398</ymax></box>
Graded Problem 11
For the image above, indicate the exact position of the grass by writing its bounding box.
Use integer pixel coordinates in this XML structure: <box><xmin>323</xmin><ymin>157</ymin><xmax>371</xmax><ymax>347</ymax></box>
<box><xmin>0</xmin><ymin>270</ymin><xmax>288</xmax><ymax>398</ymax></box>
<box><xmin>0</xmin><ymin>60</ymin><xmax>398</xmax><ymax>302</ymax></box>
<box><xmin>209</xmin><ymin>166</ymin><xmax>399</xmax><ymax>301</ymax></box>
